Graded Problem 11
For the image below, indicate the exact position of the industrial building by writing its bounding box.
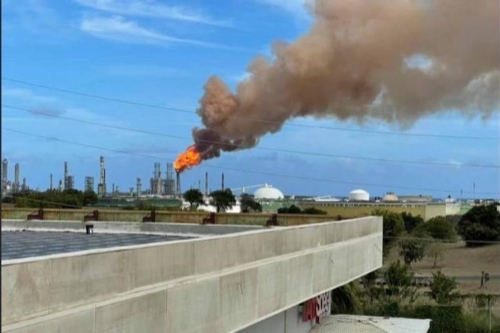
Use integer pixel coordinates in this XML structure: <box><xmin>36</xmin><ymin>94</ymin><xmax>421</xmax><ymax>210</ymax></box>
<box><xmin>1</xmin><ymin>216</ymin><xmax>383</xmax><ymax>333</ymax></box>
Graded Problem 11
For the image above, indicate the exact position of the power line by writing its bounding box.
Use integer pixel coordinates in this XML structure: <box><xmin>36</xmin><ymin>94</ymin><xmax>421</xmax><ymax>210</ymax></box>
<box><xmin>2</xmin><ymin>77</ymin><xmax>497</xmax><ymax>141</ymax></box>
<box><xmin>4</xmin><ymin>104</ymin><xmax>499</xmax><ymax>170</ymax></box>
<box><xmin>2</xmin><ymin>127</ymin><xmax>498</xmax><ymax>195</ymax></box>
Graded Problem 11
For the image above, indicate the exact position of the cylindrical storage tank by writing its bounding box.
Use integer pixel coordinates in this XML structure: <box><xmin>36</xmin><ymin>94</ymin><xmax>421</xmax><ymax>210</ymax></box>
<box><xmin>349</xmin><ymin>189</ymin><xmax>370</xmax><ymax>201</ymax></box>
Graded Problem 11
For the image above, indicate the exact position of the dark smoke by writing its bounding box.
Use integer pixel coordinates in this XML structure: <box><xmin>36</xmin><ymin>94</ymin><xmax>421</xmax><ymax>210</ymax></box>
<box><xmin>193</xmin><ymin>0</ymin><xmax>499</xmax><ymax>160</ymax></box>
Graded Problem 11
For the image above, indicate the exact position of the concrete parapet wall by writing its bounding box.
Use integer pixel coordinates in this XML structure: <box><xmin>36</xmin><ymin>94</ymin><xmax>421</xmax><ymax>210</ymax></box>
<box><xmin>2</xmin><ymin>217</ymin><xmax>383</xmax><ymax>333</ymax></box>
<box><xmin>1</xmin><ymin>208</ymin><xmax>335</xmax><ymax>226</ymax></box>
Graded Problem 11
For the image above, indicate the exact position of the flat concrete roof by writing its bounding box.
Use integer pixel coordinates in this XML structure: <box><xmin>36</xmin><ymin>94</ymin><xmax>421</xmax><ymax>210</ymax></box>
<box><xmin>1</xmin><ymin>230</ymin><xmax>192</xmax><ymax>260</ymax></box>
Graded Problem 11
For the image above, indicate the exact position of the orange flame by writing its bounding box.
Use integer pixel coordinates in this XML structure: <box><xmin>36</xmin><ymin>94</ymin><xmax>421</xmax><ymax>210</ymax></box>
<box><xmin>174</xmin><ymin>145</ymin><xmax>202</xmax><ymax>173</ymax></box>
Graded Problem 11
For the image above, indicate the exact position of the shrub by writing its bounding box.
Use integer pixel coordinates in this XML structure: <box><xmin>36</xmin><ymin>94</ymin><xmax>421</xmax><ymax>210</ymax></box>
<box><xmin>301</xmin><ymin>207</ymin><xmax>327</xmax><ymax>215</ymax></box>
<box><xmin>429</xmin><ymin>271</ymin><xmax>457</xmax><ymax>304</ymax></box>
<box><xmin>457</xmin><ymin>204</ymin><xmax>500</xmax><ymax>246</ymax></box>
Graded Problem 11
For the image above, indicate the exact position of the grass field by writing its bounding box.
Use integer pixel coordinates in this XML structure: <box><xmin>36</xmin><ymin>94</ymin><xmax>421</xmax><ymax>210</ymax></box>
<box><xmin>385</xmin><ymin>242</ymin><xmax>500</xmax><ymax>293</ymax></box>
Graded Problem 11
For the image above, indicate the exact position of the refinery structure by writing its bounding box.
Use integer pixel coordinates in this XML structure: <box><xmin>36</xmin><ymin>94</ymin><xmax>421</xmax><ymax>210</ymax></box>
<box><xmin>0</xmin><ymin>154</ymin><xmax>483</xmax><ymax>218</ymax></box>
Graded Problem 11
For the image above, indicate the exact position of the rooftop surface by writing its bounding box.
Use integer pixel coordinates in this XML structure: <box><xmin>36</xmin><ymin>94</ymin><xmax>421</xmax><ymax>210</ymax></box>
<box><xmin>1</xmin><ymin>230</ymin><xmax>192</xmax><ymax>261</ymax></box>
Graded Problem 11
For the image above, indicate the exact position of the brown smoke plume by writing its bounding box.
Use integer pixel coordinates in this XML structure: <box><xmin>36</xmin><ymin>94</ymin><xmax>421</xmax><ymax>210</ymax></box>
<box><xmin>192</xmin><ymin>0</ymin><xmax>499</xmax><ymax>161</ymax></box>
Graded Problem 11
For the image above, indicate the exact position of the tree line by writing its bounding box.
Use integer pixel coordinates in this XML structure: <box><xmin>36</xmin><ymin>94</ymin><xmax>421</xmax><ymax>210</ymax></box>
<box><xmin>2</xmin><ymin>189</ymin><xmax>98</xmax><ymax>208</ymax></box>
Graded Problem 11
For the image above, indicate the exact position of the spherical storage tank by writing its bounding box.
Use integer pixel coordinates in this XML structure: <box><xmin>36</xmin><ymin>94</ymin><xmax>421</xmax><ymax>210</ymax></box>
<box><xmin>349</xmin><ymin>189</ymin><xmax>370</xmax><ymax>201</ymax></box>
<box><xmin>254</xmin><ymin>184</ymin><xmax>285</xmax><ymax>200</ymax></box>
<box><xmin>383</xmin><ymin>192</ymin><xmax>399</xmax><ymax>202</ymax></box>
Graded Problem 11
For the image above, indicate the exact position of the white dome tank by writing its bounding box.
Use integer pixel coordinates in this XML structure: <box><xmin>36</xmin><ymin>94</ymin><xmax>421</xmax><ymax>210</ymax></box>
<box><xmin>254</xmin><ymin>184</ymin><xmax>284</xmax><ymax>200</ymax></box>
<box><xmin>349</xmin><ymin>189</ymin><xmax>370</xmax><ymax>201</ymax></box>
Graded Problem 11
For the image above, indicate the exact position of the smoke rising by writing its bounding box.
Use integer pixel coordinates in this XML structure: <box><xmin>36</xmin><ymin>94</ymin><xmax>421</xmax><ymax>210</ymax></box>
<box><xmin>193</xmin><ymin>0</ymin><xmax>499</xmax><ymax>161</ymax></box>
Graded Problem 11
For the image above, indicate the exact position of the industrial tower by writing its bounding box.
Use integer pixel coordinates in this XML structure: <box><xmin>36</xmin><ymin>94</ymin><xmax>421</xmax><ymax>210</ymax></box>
<box><xmin>2</xmin><ymin>158</ymin><xmax>8</xmax><ymax>185</ymax></box>
<box><xmin>14</xmin><ymin>163</ymin><xmax>20</xmax><ymax>192</ymax></box>
<box><xmin>164</xmin><ymin>163</ymin><xmax>175</xmax><ymax>196</ymax></box>
<box><xmin>136</xmin><ymin>178</ymin><xmax>142</xmax><ymax>197</ymax></box>
<box><xmin>64</xmin><ymin>162</ymin><xmax>69</xmax><ymax>190</ymax></box>
<box><xmin>85</xmin><ymin>176</ymin><xmax>95</xmax><ymax>192</ymax></box>
<box><xmin>150</xmin><ymin>162</ymin><xmax>162</xmax><ymax>195</ymax></box>
<box><xmin>97</xmin><ymin>156</ymin><xmax>107</xmax><ymax>197</ymax></box>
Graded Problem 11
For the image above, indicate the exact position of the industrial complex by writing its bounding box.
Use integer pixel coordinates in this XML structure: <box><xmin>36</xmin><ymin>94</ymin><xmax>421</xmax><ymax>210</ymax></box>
<box><xmin>1</xmin><ymin>154</ymin><xmax>477</xmax><ymax>220</ymax></box>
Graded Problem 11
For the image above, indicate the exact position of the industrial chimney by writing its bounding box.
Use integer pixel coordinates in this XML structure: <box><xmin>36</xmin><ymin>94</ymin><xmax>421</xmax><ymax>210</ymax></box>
<box><xmin>176</xmin><ymin>172</ymin><xmax>181</xmax><ymax>197</ymax></box>
<box><xmin>2</xmin><ymin>158</ymin><xmax>8</xmax><ymax>184</ymax></box>
<box><xmin>136</xmin><ymin>178</ymin><xmax>142</xmax><ymax>197</ymax></box>
<box><xmin>14</xmin><ymin>163</ymin><xmax>20</xmax><ymax>192</ymax></box>
<box><xmin>221</xmin><ymin>173</ymin><xmax>225</xmax><ymax>191</ymax></box>
<box><xmin>205</xmin><ymin>172</ymin><xmax>208</xmax><ymax>196</ymax></box>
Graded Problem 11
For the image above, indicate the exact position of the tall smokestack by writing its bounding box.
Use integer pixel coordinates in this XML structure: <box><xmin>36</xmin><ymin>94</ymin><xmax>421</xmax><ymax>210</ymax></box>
<box><xmin>136</xmin><ymin>178</ymin><xmax>142</xmax><ymax>197</ymax></box>
<box><xmin>98</xmin><ymin>156</ymin><xmax>106</xmax><ymax>197</ymax></box>
<box><xmin>185</xmin><ymin>0</ymin><xmax>498</xmax><ymax>164</ymax></box>
<box><xmin>2</xmin><ymin>158</ymin><xmax>7</xmax><ymax>184</ymax></box>
<box><xmin>50</xmin><ymin>174</ymin><xmax>53</xmax><ymax>190</ymax></box>
<box><xmin>64</xmin><ymin>161</ymin><xmax>68</xmax><ymax>190</ymax></box>
<box><xmin>176</xmin><ymin>172</ymin><xmax>181</xmax><ymax>197</ymax></box>
<box><xmin>221</xmin><ymin>173</ymin><xmax>225</xmax><ymax>191</ymax></box>
<box><xmin>14</xmin><ymin>163</ymin><xmax>20</xmax><ymax>192</ymax></box>
<box><xmin>205</xmin><ymin>172</ymin><xmax>208</xmax><ymax>196</ymax></box>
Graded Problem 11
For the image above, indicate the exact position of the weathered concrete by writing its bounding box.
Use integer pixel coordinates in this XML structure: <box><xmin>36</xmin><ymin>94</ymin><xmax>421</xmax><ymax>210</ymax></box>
<box><xmin>95</xmin><ymin>290</ymin><xmax>167</xmax><ymax>333</ymax></box>
<box><xmin>1</xmin><ymin>220</ymin><xmax>263</xmax><ymax>236</ymax></box>
<box><xmin>2</xmin><ymin>217</ymin><xmax>383</xmax><ymax>333</ymax></box>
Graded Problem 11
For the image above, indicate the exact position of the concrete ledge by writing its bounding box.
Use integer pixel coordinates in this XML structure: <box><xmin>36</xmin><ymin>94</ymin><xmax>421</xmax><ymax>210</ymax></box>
<box><xmin>2</xmin><ymin>233</ymin><xmax>381</xmax><ymax>333</ymax></box>
<box><xmin>2</xmin><ymin>217</ymin><xmax>383</xmax><ymax>332</ymax></box>
<box><xmin>1</xmin><ymin>220</ymin><xmax>263</xmax><ymax>236</ymax></box>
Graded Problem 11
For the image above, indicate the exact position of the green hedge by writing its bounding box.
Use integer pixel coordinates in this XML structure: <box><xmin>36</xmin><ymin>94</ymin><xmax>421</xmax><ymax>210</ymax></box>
<box><xmin>411</xmin><ymin>305</ymin><xmax>465</xmax><ymax>333</ymax></box>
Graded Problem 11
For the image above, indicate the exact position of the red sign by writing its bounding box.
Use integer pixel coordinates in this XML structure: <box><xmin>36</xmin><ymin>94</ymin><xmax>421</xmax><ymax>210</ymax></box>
<box><xmin>301</xmin><ymin>291</ymin><xmax>331</xmax><ymax>324</ymax></box>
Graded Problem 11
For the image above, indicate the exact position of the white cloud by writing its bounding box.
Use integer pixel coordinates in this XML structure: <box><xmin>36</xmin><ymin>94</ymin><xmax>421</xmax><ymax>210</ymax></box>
<box><xmin>80</xmin><ymin>15</ymin><xmax>245</xmax><ymax>50</ymax></box>
<box><xmin>75</xmin><ymin>0</ymin><xmax>231</xmax><ymax>27</ymax></box>
<box><xmin>227</xmin><ymin>72</ymin><xmax>251</xmax><ymax>83</ymax></box>
<box><xmin>448</xmin><ymin>159</ymin><xmax>462</xmax><ymax>169</ymax></box>
<box><xmin>2</xmin><ymin>88</ymin><xmax>59</xmax><ymax>103</ymax></box>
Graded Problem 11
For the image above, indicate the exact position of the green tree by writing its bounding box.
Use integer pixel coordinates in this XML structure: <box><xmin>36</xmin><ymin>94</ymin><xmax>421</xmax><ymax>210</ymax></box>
<box><xmin>399</xmin><ymin>230</ymin><xmax>428</xmax><ymax>268</ymax></box>
<box><xmin>427</xmin><ymin>242</ymin><xmax>446</xmax><ymax>268</ymax></box>
<box><xmin>372</xmin><ymin>210</ymin><xmax>405</xmax><ymax>257</ymax></box>
<box><xmin>210</xmin><ymin>189</ymin><xmax>236</xmax><ymax>212</ymax></box>
<box><xmin>183</xmin><ymin>189</ymin><xmax>205</xmax><ymax>209</ymax></box>
<box><xmin>82</xmin><ymin>191</ymin><xmax>98</xmax><ymax>206</ymax></box>
<box><xmin>457</xmin><ymin>204</ymin><xmax>500</xmax><ymax>246</ymax></box>
<box><xmin>424</xmin><ymin>216</ymin><xmax>456</xmax><ymax>240</ymax></box>
<box><xmin>240</xmin><ymin>194</ymin><xmax>262</xmax><ymax>213</ymax></box>
<box><xmin>429</xmin><ymin>271</ymin><xmax>457</xmax><ymax>304</ymax></box>
<box><xmin>401</xmin><ymin>212</ymin><xmax>424</xmax><ymax>234</ymax></box>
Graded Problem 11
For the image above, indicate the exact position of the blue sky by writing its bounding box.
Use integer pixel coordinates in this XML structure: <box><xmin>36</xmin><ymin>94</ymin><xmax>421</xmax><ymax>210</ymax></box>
<box><xmin>2</xmin><ymin>0</ymin><xmax>499</xmax><ymax>198</ymax></box>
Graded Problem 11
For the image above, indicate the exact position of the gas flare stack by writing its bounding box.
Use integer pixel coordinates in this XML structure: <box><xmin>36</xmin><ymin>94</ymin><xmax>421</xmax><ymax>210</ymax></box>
<box><xmin>176</xmin><ymin>172</ymin><xmax>181</xmax><ymax>197</ymax></box>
